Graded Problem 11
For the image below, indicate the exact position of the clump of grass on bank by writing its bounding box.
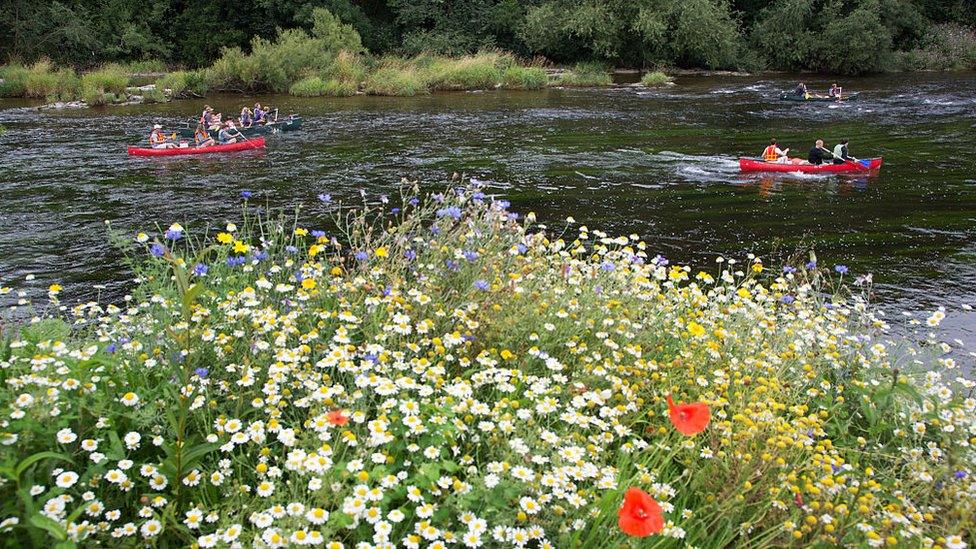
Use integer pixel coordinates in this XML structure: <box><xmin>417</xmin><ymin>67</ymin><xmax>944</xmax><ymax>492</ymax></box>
<box><xmin>22</xmin><ymin>60</ymin><xmax>79</xmax><ymax>99</ymax></box>
<box><xmin>424</xmin><ymin>51</ymin><xmax>507</xmax><ymax>90</ymax></box>
<box><xmin>79</xmin><ymin>64</ymin><xmax>130</xmax><ymax>106</ymax></box>
<box><xmin>0</xmin><ymin>183</ymin><xmax>973</xmax><ymax>548</ymax></box>
<box><xmin>364</xmin><ymin>62</ymin><xmax>429</xmax><ymax>96</ymax></box>
<box><xmin>640</xmin><ymin>70</ymin><xmax>673</xmax><ymax>87</ymax></box>
<box><xmin>555</xmin><ymin>61</ymin><xmax>613</xmax><ymax>86</ymax></box>
<box><xmin>501</xmin><ymin>65</ymin><xmax>548</xmax><ymax>89</ymax></box>
<box><xmin>289</xmin><ymin>76</ymin><xmax>357</xmax><ymax>97</ymax></box>
<box><xmin>123</xmin><ymin>59</ymin><xmax>167</xmax><ymax>74</ymax></box>
<box><xmin>157</xmin><ymin>70</ymin><xmax>209</xmax><ymax>98</ymax></box>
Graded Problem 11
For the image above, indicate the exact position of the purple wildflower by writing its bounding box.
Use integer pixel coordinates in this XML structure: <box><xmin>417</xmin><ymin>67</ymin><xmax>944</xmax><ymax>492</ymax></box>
<box><xmin>194</xmin><ymin>367</ymin><xmax>209</xmax><ymax>378</ymax></box>
<box><xmin>150</xmin><ymin>243</ymin><xmax>166</xmax><ymax>257</ymax></box>
<box><xmin>835</xmin><ymin>264</ymin><xmax>849</xmax><ymax>274</ymax></box>
<box><xmin>192</xmin><ymin>263</ymin><xmax>208</xmax><ymax>276</ymax></box>
<box><xmin>474</xmin><ymin>279</ymin><xmax>489</xmax><ymax>290</ymax></box>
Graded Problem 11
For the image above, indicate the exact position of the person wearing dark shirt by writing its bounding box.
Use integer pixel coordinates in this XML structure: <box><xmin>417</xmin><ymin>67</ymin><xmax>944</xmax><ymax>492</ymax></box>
<box><xmin>793</xmin><ymin>82</ymin><xmax>808</xmax><ymax>97</ymax></box>
<box><xmin>808</xmin><ymin>139</ymin><xmax>831</xmax><ymax>165</ymax></box>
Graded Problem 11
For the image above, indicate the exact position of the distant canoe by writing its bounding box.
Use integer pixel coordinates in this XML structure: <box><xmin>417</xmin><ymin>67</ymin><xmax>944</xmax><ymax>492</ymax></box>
<box><xmin>739</xmin><ymin>157</ymin><xmax>883</xmax><ymax>173</ymax></box>
<box><xmin>177</xmin><ymin>116</ymin><xmax>302</xmax><ymax>139</ymax></box>
<box><xmin>128</xmin><ymin>137</ymin><xmax>266</xmax><ymax>156</ymax></box>
<box><xmin>778</xmin><ymin>92</ymin><xmax>860</xmax><ymax>103</ymax></box>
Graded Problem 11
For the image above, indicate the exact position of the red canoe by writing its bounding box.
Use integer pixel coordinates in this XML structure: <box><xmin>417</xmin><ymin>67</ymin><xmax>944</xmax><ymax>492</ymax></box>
<box><xmin>128</xmin><ymin>137</ymin><xmax>265</xmax><ymax>156</ymax></box>
<box><xmin>739</xmin><ymin>157</ymin><xmax>882</xmax><ymax>173</ymax></box>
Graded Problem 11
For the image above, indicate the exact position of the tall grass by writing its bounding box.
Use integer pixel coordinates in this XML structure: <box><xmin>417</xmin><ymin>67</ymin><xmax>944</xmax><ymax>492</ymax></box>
<box><xmin>424</xmin><ymin>52</ymin><xmax>506</xmax><ymax>90</ymax></box>
<box><xmin>640</xmin><ymin>71</ymin><xmax>673</xmax><ymax>87</ymax></box>
<box><xmin>0</xmin><ymin>64</ymin><xmax>29</xmax><ymax>97</ymax></box>
<box><xmin>22</xmin><ymin>60</ymin><xmax>79</xmax><ymax>99</ymax></box>
<box><xmin>364</xmin><ymin>62</ymin><xmax>430</xmax><ymax>96</ymax></box>
<box><xmin>289</xmin><ymin>76</ymin><xmax>357</xmax><ymax>97</ymax></box>
<box><xmin>555</xmin><ymin>61</ymin><xmax>613</xmax><ymax>87</ymax></box>
<box><xmin>500</xmin><ymin>65</ymin><xmax>548</xmax><ymax>89</ymax></box>
<box><xmin>80</xmin><ymin>64</ymin><xmax>130</xmax><ymax>105</ymax></box>
<box><xmin>157</xmin><ymin>70</ymin><xmax>209</xmax><ymax>98</ymax></box>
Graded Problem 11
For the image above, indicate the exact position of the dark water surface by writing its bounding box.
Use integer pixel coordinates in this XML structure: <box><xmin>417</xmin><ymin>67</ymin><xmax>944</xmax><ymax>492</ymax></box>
<box><xmin>1</xmin><ymin>73</ymin><xmax>975</xmax><ymax>346</ymax></box>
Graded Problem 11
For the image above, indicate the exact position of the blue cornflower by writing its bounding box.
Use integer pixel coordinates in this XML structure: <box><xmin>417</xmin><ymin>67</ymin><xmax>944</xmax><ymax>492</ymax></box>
<box><xmin>194</xmin><ymin>367</ymin><xmax>209</xmax><ymax>378</ymax></box>
<box><xmin>404</xmin><ymin>249</ymin><xmax>416</xmax><ymax>261</ymax></box>
<box><xmin>164</xmin><ymin>228</ymin><xmax>182</xmax><ymax>241</ymax></box>
<box><xmin>474</xmin><ymin>279</ymin><xmax>489</xmax><ymax>290</ymax></box>
<box><xmin>516</xmin><ymin>243</ymin><xmax>527</xmax><ymax>254</ymax></box>
<box><xmin>252</xmin><ymin>250</ymin><xmax>268</xmax><ymax>262</ymax></box>
<box><xmin>430</xmin><ymin>226</ymin><xmax>441</xmax><ymax>235</ymax></box>
<box><xmin>391</xmin><ymin>207</ymin><xmax>401</xmax><ymax>214</ymax></box>
<box><xmin>226</xmin><ymin>255</ymin><xmax>245</xmax><ymax>267</ymax></box>
<box><xmin>835</xmin><ymin>264</ymin><xmax>849</xmax><ymax>274</ymax></box>
<box><xmin>433</xmin><ymin>193</ymin><xmax>446</xmax><ymax>203</ymax></box>
<box><xmin>311</xmin><ymin>230</ymin><xmax>326</xmax><ymax>238</ymax></box>
<box><xmin>463</xmin><ymin>250</ymin><xmax>479</xmax><ymax>262</ymax></box>
<box><xmin>497</xmin><ymin>199</ymin><xmax>511</xmax><ymax>209</ymax></box>
<box><xmin>241</xmin><ymin>190</ymin><xmax>253</xmax><ymax>199</ymax></box>
<box><xmin>354</xmin><ymin>251</ymin><xmax>368</xmax><ymax>261</ymax></box>
<box><xmin>285</xmin><ymin>245</ymin><xmax>298</xmax><ymax>253</ymax></box>
<box><xmin>806</xmin><ymin>260</ymin><xmax>817</xmax><ymax>269</ymax></box>
<box><xmin>436</xmin><ymin>206</ymin><xmax>462</xmax><ymax>219</ymax></box>
<box><xmin>955</xmin><ymin>471</ymin><xmax>967</xmax><ymax>479</ymax></box>
<box><xmin>192</xmin><ymin>263</ymin><xmax>208</xmax><ymax>276</ymax></box>
<box><xmin>472</xmin><ymin>191</ymin><xmax>485</xmax><ymax>201</ymax></box>
<box><xmin>600</xmin><ymin>261</ymin><xmax>615</xmax><ymax>271</ymax></box>
<box><xmin>652</xmin><ymin>255</ymin><xmax>668</xmax><ymax>266</ymax></box>
<box><xmin>150</xmin><ymin>243</ymin><xmax>166</xmax><ymax>257</ymax></box>
<box><xmin>318</xmin><ymin>193</ymin><xmax>332</xmax><ymax>203</ymax></box>
<box><xmin>382</xmin><ymin>285</ymin><xmax>392</xmax><ymax>296</ymax></box>
<box><xmin>105</xmin><ymin>343</ymin><xmax>117</xmax><ymax>354</ymax></box>
<box><xmin>446</xmin><ymin>259</ymin><xmax>460</xmax><ymax>271</ymax></box>
<box><xmin>783</xmin><ymin>265</ymin><xmax>797</xmax><ymax>274</ymax></box>
<box><xmin>409</xmin><ymin>197</ymin><xmax>420</xmax><ymax>206</ymax></box>
<box><xmin>780</xmin><ymin>295</ymin><xmax>795</xmax><ymax>304</ymax></box>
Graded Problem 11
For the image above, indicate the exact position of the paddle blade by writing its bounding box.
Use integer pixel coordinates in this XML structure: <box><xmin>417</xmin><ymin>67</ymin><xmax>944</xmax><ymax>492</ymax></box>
<box><xmin>859</xmin><ymin>159</ymin><xmax>871</xmax><ymax>168</ymax></box>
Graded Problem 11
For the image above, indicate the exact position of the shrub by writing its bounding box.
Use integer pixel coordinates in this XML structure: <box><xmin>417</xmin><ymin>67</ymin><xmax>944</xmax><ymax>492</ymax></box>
<box><xmin>555</xmin><ymin>61</ymin><xmax>613</xmax><ymax>86</ymax></box>
<box><xmin>363</xmin><ymin>63</ymin><xmax>430</xmax><ymax>96</ymax></box>
<box><xmin>500</xmin><ymin>65</ymin><xmax>548</xmax><ymax>89</ymax></box>
<box><xmin>425</xmin><ymin>52</ymin><xmax>504</xmax><ymax>90</ymax></box>
<box><xmin>321</xmin><ymin>78</ymin><xmax>358</xmax><ymax>96</ymax></box>
<box><xmin>640</xmin><ymin>70</ymin><xmax>672</xmax><ymax>87</ymax></box>
<box><xmin>23</xmin><ymin>61</ymin><xmax>79</xmax><ymax>99</ymax></box>
<box><xmin>141</xmin><ymin>87</ymin><xmax>167</xmax><ymax>104</ymax></box>
<box><xmin>0</xmin><ymin>64</ymin><xmax>29</xmax><ymax>97</ymax></box>
<box><xmin>289</xmin><ymin>76</ymin><xmax>329</xmax><ymax>96</ymax></box>
<box><xmin>81</xmin><ymin>65</ymin><xmax>130</xmax><ymax>95</ymax></box>
<box><xmin>124</xmin><ymin>59</ymin><xmax>167</xmax><ymax>74</ymax></box>
<box><xmin>328</xmin><ymin>50</ymin><xmax>367</xmax><ymax>85</ymax></box>
<box><xmin>157</xmin><ymin>70</ymin><xmax>209</xmax><ymax>98</ymax></box>
<box><xmin>897</xmin><ymin>23</ymin><xmax>976</xmax><ymax>70</ymax></box>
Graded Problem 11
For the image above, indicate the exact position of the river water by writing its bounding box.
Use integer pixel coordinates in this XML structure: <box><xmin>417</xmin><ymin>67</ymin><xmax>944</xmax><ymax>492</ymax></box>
<box><xmin>1</xmin><ymin>73</ymin><xmax>975</xmax><ymax>347</ymax></box>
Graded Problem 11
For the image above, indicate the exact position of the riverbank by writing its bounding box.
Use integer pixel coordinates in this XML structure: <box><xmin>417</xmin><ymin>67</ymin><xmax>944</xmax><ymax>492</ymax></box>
<box><xmin>0</xmin><ymin>185</ymin><xmax>972</xmax><ymax>546</ymax></box>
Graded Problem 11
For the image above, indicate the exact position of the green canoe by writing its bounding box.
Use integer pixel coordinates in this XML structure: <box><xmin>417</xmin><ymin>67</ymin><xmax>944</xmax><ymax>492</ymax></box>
<box><xmin>177</xmin><ymin>115</ymin><xmax>303</xmax><ymax>139</ymax></box>
<box><xmin>778</xmin><ymin>92</ymin><xmax>860</xmax><ymax>103</ymax></box>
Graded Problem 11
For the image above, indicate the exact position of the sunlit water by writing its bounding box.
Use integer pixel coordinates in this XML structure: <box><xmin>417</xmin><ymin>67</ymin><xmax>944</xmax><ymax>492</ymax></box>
<box><xmin>1</xmin><ymin>73</ymin><xmax>974</xmax><ymax>349</ymax></box>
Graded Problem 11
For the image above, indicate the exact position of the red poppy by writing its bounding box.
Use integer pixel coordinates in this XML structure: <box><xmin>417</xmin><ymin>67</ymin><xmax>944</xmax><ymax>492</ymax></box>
<box><xmin>618</xmin><ymin>487</ymin><xmax>664</xmax><ymax>537</ymax></box>
<box><xmin>327</xmin><ymin>410</ymin><xmax>349</xmax><ymax>426</ymax></box>
<box><xmin>666</xmin><ymin>395</ymin><xmax>710</xmax><ymax>436</ymax></box>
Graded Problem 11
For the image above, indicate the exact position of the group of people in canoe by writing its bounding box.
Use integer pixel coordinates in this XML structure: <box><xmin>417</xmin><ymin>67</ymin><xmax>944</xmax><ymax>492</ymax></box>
<box><xmin>760</xmin><ymin>138</ymin><xmax>855</xmax><ymax>166</ymax></box>
<box><xmin>147</xmin><ymin>103</ymin><xmax>278</xmax><ymax>149</ymax></box>
<box><xmin>790</xmin><ymin>82</ymin><xmax>844</xmax><ymax>100</ymax></box>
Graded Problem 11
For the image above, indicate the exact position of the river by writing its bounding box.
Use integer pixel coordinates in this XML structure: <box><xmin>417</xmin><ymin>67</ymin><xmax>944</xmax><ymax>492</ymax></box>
<box><xmin>1</xmin><ymin>73</ymin><xmax>975</xmax><ymax>348</ymax></box>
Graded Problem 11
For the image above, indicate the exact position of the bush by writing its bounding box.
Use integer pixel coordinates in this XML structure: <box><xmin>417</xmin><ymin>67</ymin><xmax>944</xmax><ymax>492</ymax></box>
<box><xmin>157</xmin><ymin>70</ymin><xmax>209</xmax><ymax>98</ymax></box>
<box><xmin>22</xmin><ymin>60</ymin><xmax>79</xmax><ymax>99</ymax></box>
<box><xmin>328</xmin><ymin>50</ymin><xmax>367</xmax><ymax>85</ymax></box>
<box><xmin>81</xmin><ymin>65</ymin><xmax>130</xmax><ymax>95</ymax></box>
<box><xmin>425</xmin><ymin>53</ymin><xmax>505</xmax><ymax>90</ymax></box>
<box><xmin>141</xmin><ymin>87</ymin><xmax>167</xmax><ymax>104</ymax></box>
<box><xmin>202</xmin><ymin>8</ymin><xmax>363</xmax><ymax>92</ymax></box>
<box><xmin>363</xmin><ymin>63</ymin><xmax>430</xmax><ymax>96</ymax></box>
<box><xmin>555</xmin><ymin>61</ymin><xmax>613</xmax><ymax>86</ymax></box>
<box><xmin>500</xmin><ymin>65</ymin><xmax>548</xmax><ymax>89</ymax></box>
<box><xmin>124</xmin><ymin>59</ymin><xmax>167</xmax><ymax>74</ymax></box>
<box><xmin>290</xmin><ymin>76</ymin><xmax>358</xmax><ymax>97</ymax></box>
<box><xmin>897</xmin><ymin>23</ymin><xmax>976</xmax><ymax>70</ymax></box>
<box><xmin>0</xmin><ymin>64</ymin><xmax>29</xmax><ymax>97</ymax></box>
<box><xmin>640</xmin><ymin>70</ymin><xmax>672</xmax><ymax>87</ymax></box>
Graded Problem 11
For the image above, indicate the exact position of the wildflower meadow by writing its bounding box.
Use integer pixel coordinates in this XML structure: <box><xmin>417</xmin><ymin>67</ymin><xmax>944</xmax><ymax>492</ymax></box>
<box><xmin>0</xmin><ymin>184</ymin><xmax>973</xmax><ymax>548</ymax></box>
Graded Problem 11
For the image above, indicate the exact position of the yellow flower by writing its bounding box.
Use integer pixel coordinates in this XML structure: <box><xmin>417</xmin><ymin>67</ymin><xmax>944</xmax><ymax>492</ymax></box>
<box><xmin>216</xmin><ymin>232</ymin><xmax>233</xmax><ymax>244</ymax></box>
<box><xmin>295</xmin><ymin>228</ymin><xmax>308</xmax><ymax>236</ymax></box>
<box><xmin>374</xmin><ymin>246</ymin><xmax>388</xmax><ymax>258</ymax></box>
<box><xmin>48</xmin><ymin>284</ymin><xmax>62</xmax><ymax>294</ymax></box>
<box><xmin>302</xmin><ymin>278</ymin><xmax>317</xmax><ymax>290</ymax></box>
<box><xmin>687</xmin><ymin>321</ymin><xmax>706</xmax><ymax>337</ymax></box>
<box><xmin>233</xmin><ymin>240</ymin><xmax>250</xmax><ymax>254</ymax></box>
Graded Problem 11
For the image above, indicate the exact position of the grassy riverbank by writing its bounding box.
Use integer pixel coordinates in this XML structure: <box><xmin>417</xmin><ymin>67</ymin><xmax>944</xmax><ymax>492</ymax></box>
<box><xmin>0</xmin><ymin>185</ymin><xmax>972</xmax><ymax>547</ymax></box>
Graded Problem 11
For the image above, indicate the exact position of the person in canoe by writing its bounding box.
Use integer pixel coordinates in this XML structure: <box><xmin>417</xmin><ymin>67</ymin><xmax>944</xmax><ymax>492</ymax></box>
<box><xmin>792</xmin><ymin>82</ymin><xmax>809</xmax><ymax>99</ymax></box>
<box><xmin>149</xmin><ymin>124</ymin><xmax>177</xmax><ymax>149</ymax></box>
<box><xmin>239</xmin><ymin>107</ymin><xmax>254</xmax><ymax>128</ymax></box>
<box><xmin>218</xmin><ymin>120</ymin><xmax>246</xmax><ymax>144</ymax></box>
<box><xmin>194</xmin><ymin>123</ymin><xmax>215</xmax><ymax>148</ymax></box>
<box><xmin>832</xmin><ymin>139</ymin><xmax>854</xmax><ymax>164</ymax></box>
<box><xmin>200</xmin><ymin>105</ymin><xmax>220</xmax><ymax>130</ymax></box>
<box><xmin>762</xmin><ymin>139</ymin><xmax>790</xmax><ymax>163</ymax></box>
<box><xmin>808</xmin><ymin>139</ymin><xmax>833</xmax><ymax>165</ymax></box>
<box><xmin>828</xmin><ymin>83</ymin><xmax>843</xmax><ymax>99</ymax></box>
<box><xmin>253</xmin><ymin>103</ymin><xmax>266</xmax><ymax>124</ymax></box>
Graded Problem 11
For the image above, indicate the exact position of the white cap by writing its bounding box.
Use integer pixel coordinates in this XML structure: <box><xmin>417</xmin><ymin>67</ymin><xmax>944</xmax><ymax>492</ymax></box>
<box><xmin>153</xmin><ymin>124</ymin><xmax>162</xmax><ymax>129</ymax></box>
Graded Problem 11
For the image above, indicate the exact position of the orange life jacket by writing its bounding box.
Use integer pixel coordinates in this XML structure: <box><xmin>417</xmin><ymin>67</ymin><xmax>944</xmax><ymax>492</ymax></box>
<box><xmin>763</xmin><ymin>145</ymin><xmax>779</xmax><ymax>161</ymax></box>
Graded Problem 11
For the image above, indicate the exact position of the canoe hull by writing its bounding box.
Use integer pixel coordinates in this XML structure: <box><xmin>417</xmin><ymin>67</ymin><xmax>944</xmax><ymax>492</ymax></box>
<box><xmin>178</xmin><ymin>116</ymin><xmax>302</xmax><ymax>139</ymax></box>
<box><xmin>779</xmin><ymin>92</ymin><xmax>859</xmax><ymax>103</ymax></box>
<box><xmin>739</xmin><ymin>157</ymin><xmax>883</xmax><ymax>173</ymax></box>
<box><xmin>128</xmin><ymin>137</ymin><xmax>266</xmax><ymax>156</ymax></box>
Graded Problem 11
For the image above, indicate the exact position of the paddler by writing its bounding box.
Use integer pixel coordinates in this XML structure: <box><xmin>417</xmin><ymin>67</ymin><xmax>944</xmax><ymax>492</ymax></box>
<box><xmin>149</xmin><ymin>124</ymin><xmax>177</xmax><ymax>149</ymax></box>
<box><xmin>832</xmin><ymin>139</ymin><xmax>854</xmax><ymax>164</ymax></box>
<box><xmin>200</xmin><ymin>105</ymin><xmax>219</xmax><ymax>129</ymax></box>
<box><xmin>218</xmin><ymin>120</ymin><xmax>245</xmax><ymax>144</ymax></box>
<box><xmin>792</xmin><ymin>82</ymin><xmax>808</xmax><ymax>99</ymax></box>
<box><xmin>240</xmin><ymin>107</ymin><xmax>253</xmax><ymax>128</ymax></box>
<box><xmin>808</xmin><ymin>139</ymin><xmax>832</xmax><ymax>165</ymax></box>
<box><xmin>828</xmin><ymin>83</ymin><xmax>843</xmax><ymax>99</ymax></box>
<box><xmin>253</xmin><ymin>103</ymin><xmax>265</xmax><ymax>124</ymax></box>
<box><xmin>194</xmin><ymin>123</ymin><xmax>215</xmax><ymax>148</ymax></box>
<box><xmin>761</xmin><ymin>139</ymin><xmax>790</xmax><ymax>163</ymax></box>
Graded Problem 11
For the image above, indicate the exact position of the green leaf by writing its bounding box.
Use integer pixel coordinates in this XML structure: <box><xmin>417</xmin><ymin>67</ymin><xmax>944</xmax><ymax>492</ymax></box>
<box><xmin>179</xmin><ymin>442</ymin><xmax>220</xmax><ymax>470</ymax></box>
<box><xmin>29</xmin><ymin>513</ymin><xmax>67</xmax><ymax>541</ymax></box>
<box><xmin>15</xmin><ymin>452</ymin><xmax>74</xmax><ymax>479</ymax></box>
